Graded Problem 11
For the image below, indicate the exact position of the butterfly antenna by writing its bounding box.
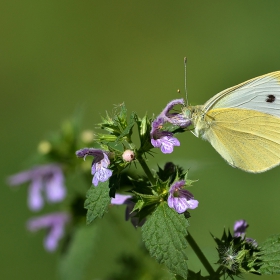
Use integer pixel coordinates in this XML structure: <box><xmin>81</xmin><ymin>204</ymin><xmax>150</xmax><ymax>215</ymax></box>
<box><xmin>184</xmin><ymin>57</ymin><xmax>188</xmax><ymax>106</ymax></box>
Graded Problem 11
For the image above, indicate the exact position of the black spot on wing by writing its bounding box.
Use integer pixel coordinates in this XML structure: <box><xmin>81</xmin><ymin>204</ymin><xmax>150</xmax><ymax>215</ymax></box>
<box><xmin>266</xmin><ymin>94</ymin><xmax>276</xmax><ymax>103</ymax></box>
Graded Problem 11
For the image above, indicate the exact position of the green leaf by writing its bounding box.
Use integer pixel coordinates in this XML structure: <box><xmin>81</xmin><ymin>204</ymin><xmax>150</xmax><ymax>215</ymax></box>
<box><xmin>115</xmin><ymin>103</ymin><xmax>128</xmax><ymax>129</ymax></box>
<box><xmin>84</xmin><ymin>181</ymin><xmax>111</xmax><ymax>224</ymax></box>
<box><xmin>185</xmin><ymin>270</ymin><xmax>208</xmax><ymax>280</ymax></box>
<box><xmin>142</xmin><ymin>202</ymin><xmax>189</xmax><ymax>279</ymax></box>
<box><xmin>136</xmin><ymin>115</ymin><xmax>153</xmax><ymax>153</ymax></box>
<box><xmin>59</xmin><ymin>224</ymin><xmax>99</xmax><ymax>280</ymax></box>
<box><xmin>259</xmin><ymin>234</ymin><xmax>280</xmax><ymax>275</ymax></box>
<box><xmin>139</xmin><ymin>115</ymin><xmax>148</xmax><ymax>137</ymax></box>
<box><xmin>116</xmin><ymin>112</ymin><xmax>136</xmax><ymax>141</ymax></box>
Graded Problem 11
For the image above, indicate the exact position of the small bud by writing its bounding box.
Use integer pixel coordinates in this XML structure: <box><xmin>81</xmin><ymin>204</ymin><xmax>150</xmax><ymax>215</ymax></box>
<box><xmin>80</xmin><ymin>130</ymin><xmax>95</xmax><ymax>143</ymax></box>
<box><xmin>122</xmin><ymin>150</ymin><xmax>135</xmax><ymax>162</ymax></box>
<box><xmin>38</xmin><ymin>141</ymin><xmax>52</xmax><ymax>154</ymax></box>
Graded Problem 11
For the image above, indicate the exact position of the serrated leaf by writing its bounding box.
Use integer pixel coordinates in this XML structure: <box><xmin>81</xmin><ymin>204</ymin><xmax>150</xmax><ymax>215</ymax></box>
<box><xmin>142</xmin><ymin>202</ymin><xmax>189</xmax><ymax>279</ymax></box>
<box><xmin>84</xmin><ymin>181</ymin><xmax>111</xmax><ymax>224</ymax></box>
<box><xmin>116</xmin><ymin>112</ymin><xmax>136</xmax><ymax>141</ymax></box>
<box><xmin>259</xmin><ymin>234</ymin><xmax>280</xmax><ymax>275</ymax></box>
<box><xmin>58</xmin><ymin>225</ymin><xmax>99</xmax><ymax>280</ymax></box>
<box><xmin>116</xmin><ymin>103</ymin><xmax>127</xmax><ymax>128</ymax></box>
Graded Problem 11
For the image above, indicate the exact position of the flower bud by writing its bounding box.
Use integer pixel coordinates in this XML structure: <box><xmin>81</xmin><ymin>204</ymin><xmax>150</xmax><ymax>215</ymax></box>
<box><xmin>38</xmin><ymin>141</ymin><xmax>52</xmax><ymax>154</ymax></box>
<box><xmin>80</xmin><ymin>130</ymin><xmax>95</xmax><ymax>143</ymax></box>
<box><xmin>122</xmin><ymin>150</ymin><xmax>135</xmax><ymax>162</ymax></box>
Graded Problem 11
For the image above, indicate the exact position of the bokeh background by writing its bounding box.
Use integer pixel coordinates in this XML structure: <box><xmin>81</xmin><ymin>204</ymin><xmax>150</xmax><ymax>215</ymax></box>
<box><xmin>2</xmin><ymin>1</ymin><xmax>280</xmax><ymax>279</ymax></box>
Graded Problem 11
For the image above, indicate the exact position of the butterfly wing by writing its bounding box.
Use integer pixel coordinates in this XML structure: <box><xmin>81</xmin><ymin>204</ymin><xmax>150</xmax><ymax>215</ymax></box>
<box><xmin>201</xmin><ymin>107</ymin><xmax>280</xmax><ymax>173</ymax></box>
<box><xmin>203</xmin><ymin>71</ymin><xmax>280</xmax><ymax>118</ymax></box>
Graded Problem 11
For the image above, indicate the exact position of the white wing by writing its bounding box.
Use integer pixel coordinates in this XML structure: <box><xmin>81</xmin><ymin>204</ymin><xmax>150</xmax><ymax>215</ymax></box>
<box><xmin>203</xmin><ymin>71</ymin><xmax>280</xmax><ymax>117</ymax></box>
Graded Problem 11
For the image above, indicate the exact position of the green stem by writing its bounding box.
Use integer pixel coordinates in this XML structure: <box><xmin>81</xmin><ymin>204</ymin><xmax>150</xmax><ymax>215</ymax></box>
<box><xmin>137</xmin><ymin>153</ymin><xmax>156</xmax><ymax>185</ymax></box>
<box><xmin>186</xmin><ymin>231</ymin><xmax>218</xmax><ymax>278</ymax></box>
<box><xmin>214</xmin><ymin>266</ymin><xmax>224</xmax><ymax>277</ymax></box>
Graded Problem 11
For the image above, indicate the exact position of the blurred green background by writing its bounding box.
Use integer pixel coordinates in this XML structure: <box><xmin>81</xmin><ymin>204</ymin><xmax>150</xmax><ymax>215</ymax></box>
<box><xmin>2</xmin><ymin>1</ymin><xmax>280</xmax><ymax>279</ymax></box>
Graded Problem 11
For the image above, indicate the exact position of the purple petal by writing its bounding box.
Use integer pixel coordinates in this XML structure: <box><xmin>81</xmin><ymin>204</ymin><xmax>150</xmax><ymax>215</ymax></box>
<box><xmin>7</xmin><ymin>170</ymin><xmax>33</xmax><ymax>186</ymax></box>
<box><xmin>96</xmin><ymin>167</ymin><xmax>112</xmax><ymax>183</ymax></box>
<box><xmin>91</xmin><ymin>162</ymin><xmax>96</xmax><ymax>175</ymax></box>
<box><xmin>27</xmin><ymin>212</ymin><xmax>70</xmax><ymax>252</ymax></box>
<box><xmin>150</xmin><ymin>117</ymin><xmax>165</xmax><ymax>136</ymax></box>
<box><xmin>44</xmin><ymin>221</ymin><xmax>65</xmax><ymax>251</ymax></box>
<box><xmin>160</xmin><ymin>99</ymin><xmax>185</xmax><ymax>118</ymax></box>
<box><xmin>170</xmin><ymin>197</ymin><xmax>198</xmax><ymax>213</ymax></box>
<box><xmin>170</xmin><ymin>197</ymin><xmax>189</xmax><ymax>213</ymax></box>
<box><xmin>166</xmin><ymin>113</ymin><xmax>192</xmax><ymax>128</ymax></box>
<box><xmin>234</xmin><ymin>220</ymin><xmax>248</xmax><ymax>237</ymax></box>
<box><xmin>45</xmin><ymin>179</ymin><xmax>66</xmax><ymax>202</ymax></box>
<box><xmin>245</xmin><ymin>237</ymin><xmax>258</xmax><ymax>247</ymax></box>
<box><xmin>45</xmin><ymin>170</ymin><xmax>66</xmax><ymax>203</ymax></box>
<box><xmin>169</xmin><ymin>180</ymin><xmax>185</xmax><ymax>193</ymax></box>
<box><xmin>92</xmin><ymin>173</ymin><xmax>99</xmax><ymax>186</ymax></box>
<box><xmin>160</xmin><ymin>136</ymin><xmax>180</xmax><ymax>154</ymax></box>
<box><xmin>92</xmin><ymin>166</ymin><xmax>112</xmax><ymax>186</ymax></box>
<box><xmin>100</xmin><ymin>153</ymin><xmax>110</xmax><ymax>168</ymax></box>
<box><xmin>179</xmin><ymin>189</ymin><xmax>194</xmax><ymax>200</ymax></box>
<box><xmin>111</xmin><ymin>194</ymin><xmax>132</xmax><ymax>205</ymax></box>
<box><xmin>151</xmin><ymin>138</ymin><xmax>162</xmax><ymax>148</ymax></box>
<box><xmin>186</xmin><ymin>199</ymin><xmax>199</xmax><ymax>209</ymax></box>
<box><xmin>92</xmin><ymin>156</ymin><xmax>112</xmax><ymax>186</ymax></box>
<box><xmin>76</xmin><ymin>148</ymin><xmax>105</xmax><ymax>162</ymax></box>
<box><xmin>167</xmin><ymin>195</ymin><xmax>175</xmax><ymax>209</ymax></box>
<box><xmin>28</xmin><ymin>178</ymin><xmax>44</xmax><ymax>211</ymax></box>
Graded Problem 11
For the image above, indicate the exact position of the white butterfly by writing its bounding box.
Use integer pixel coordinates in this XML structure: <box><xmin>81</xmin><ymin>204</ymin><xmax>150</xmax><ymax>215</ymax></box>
<box><xmin>183</xmin><ymin>71</ymin><xmax>280</xmax><ymax>173</ymax></box>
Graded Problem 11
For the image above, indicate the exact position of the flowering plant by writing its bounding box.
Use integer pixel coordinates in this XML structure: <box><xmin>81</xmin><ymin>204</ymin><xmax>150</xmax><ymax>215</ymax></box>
<box><xmin>7</xmin><ymin>101</ymin><xmax>280</xmax><ymax>279</ymax></box>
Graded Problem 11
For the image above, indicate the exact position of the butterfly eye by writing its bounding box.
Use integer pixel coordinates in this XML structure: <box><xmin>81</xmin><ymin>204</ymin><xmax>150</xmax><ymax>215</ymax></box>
<box><xmin>266</xmin><ymin>94</ymin><xmax>276</xmax><ymax>103</ymax></box>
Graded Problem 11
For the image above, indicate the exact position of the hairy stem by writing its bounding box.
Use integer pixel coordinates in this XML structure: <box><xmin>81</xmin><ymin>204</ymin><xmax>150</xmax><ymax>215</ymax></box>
<box><xmin>137</xmin><ymin>153</ymin><xmax>156</xmax><ymax>185</ymax></box>
<box><xmin>186</xmin><ymin>231</ymin><xmax>218</xmax><ymax>278</ymax></box>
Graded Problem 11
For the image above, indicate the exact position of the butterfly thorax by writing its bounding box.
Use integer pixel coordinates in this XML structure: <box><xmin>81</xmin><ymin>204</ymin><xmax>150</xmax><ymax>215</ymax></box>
<box><xmin>182</xmin><ymin>105</ymin><xmax>210</xmax><ymax>138</ymax></box>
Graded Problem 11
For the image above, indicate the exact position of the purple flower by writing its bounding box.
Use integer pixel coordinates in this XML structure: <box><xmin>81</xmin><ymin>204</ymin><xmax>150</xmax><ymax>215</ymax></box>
<box><xmin>168</xmin><ymin>180</ymin><xmax>199</xmax><ymax>213</ymax></box>
<box><xmin>233</xmin><ymin>220</ymin><xmax>258</xmax><ymax>247</ymax></box>
<box><xmin>150</xmin><ymin>117</ymin><xmax>180</xmax><ymax>154</ymax></box>
<box><xmin>111</xmin><ymin>194</ymin><xmax>145</xmax><ymax>227</ymax></box>
<box><xmin>27</xmin><ymin>212</ymin><xmax>70</xmax><ymax>252</ymax></box>
<box><xmin>234</xmin><ymin>220</ymin><xmax>248</xmax><ymax>238</ymax></box>
<box><xmin>151</xmin><ymin>134</ymin><xmax>180</xmax><ymax>154</ymax></box>
<box><xmin>111</xmin><ymin>193</ymin><xmax>132</xmax><ymax>204</ymax></box>
<box><xmin>150</xmin><ymin>99</ymin><xmax>191</xmax><ymax>154</ymax></box>
<box><xmin>7</xmin><ymin>164</ymin><xmax>66</xmax><ymax>211</ymax></box>
<box><xmin>76</xmin><ymin>148</ymin><xmax>112</xmax><ymax>186</ymax></box>
<box><xmin>160</xmin><ymin>99</ymin><xmax>191</xmax><ymax>127</ymax></box>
